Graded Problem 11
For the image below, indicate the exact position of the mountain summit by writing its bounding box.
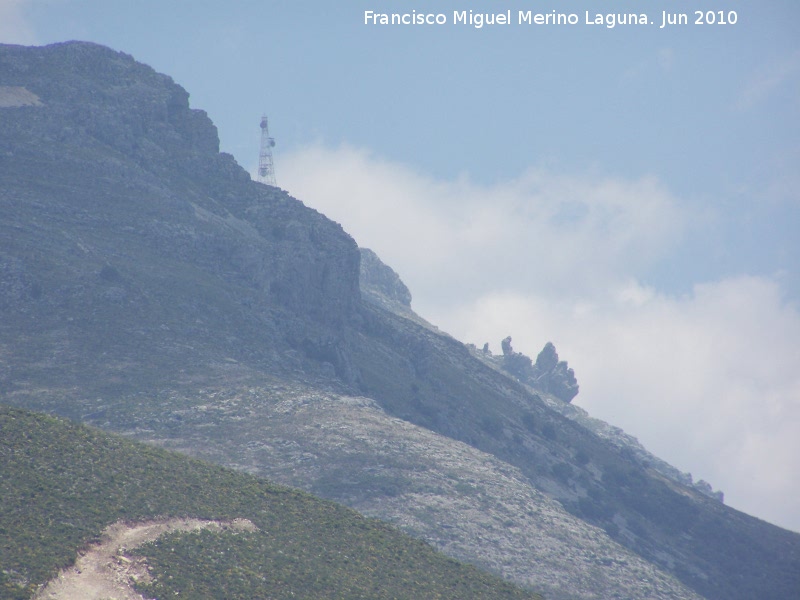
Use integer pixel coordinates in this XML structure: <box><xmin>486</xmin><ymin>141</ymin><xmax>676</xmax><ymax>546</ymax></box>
<box><xmin>2</xmin><ymin>42</ymin><xmax>799</xmax><ymax>600</ymax></box>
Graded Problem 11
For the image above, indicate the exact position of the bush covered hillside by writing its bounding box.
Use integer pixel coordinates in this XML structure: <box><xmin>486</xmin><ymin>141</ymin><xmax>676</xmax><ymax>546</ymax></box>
<box><xmin>0</xmin><ymin>405</ymin><xmax>540</xmax><ymax>600</ymax></box>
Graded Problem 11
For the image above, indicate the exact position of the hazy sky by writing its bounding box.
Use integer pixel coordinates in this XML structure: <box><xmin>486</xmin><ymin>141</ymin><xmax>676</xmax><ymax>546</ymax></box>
<box><xmin>3</xmin><ymin>0</ymin><xmax>799</xmax><ymax>532</ymax></box>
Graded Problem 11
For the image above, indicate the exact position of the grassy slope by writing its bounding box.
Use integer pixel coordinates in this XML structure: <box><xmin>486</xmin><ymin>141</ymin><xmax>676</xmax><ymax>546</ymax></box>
<box><xmin>0</xmin><ymin>405</ymin><xmax>540</xmax><ymax>600</ymax></box>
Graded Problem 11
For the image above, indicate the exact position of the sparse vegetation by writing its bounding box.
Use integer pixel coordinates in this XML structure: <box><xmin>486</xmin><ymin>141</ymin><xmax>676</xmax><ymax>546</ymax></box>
<box><xmin>0</xmin><ymin>405</ymin><xmax>540</xmax><ymax>600</ymax></box>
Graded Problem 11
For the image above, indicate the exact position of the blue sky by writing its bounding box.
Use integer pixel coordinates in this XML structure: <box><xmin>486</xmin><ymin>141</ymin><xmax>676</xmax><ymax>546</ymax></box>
<box><xmin>3</xmin><ymin>0</ymin><xmax>799</xmax><ymax>532</ymax></box>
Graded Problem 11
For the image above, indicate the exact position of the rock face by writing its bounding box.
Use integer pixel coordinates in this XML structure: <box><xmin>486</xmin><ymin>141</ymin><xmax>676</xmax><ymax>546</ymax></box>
<box><xmin>0</xmin><ymin>41</ymin><xmax>361</xmax><ymax>393</ymax></box>
<box><xmin>3</xmin><ymin>41</ymin><xmax>800</xmax><ymax>600</ymax></box>
<box><xmin>359</xmin><ymin>247</ymin><xmax>412</xmax><ymax>310</ymax></box>
<box><xmin>0</xmin><ymin>42</ymin><xmax>359</xmax><ymax>329</ymax></box>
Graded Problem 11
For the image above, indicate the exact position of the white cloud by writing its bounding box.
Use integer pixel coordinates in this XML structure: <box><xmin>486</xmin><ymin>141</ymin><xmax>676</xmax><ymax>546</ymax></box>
<box><xmin>443</xmin><ymin>279</ymin><xmax>800</xmax><ymax>533</ymax></box>
<box><xmin>281</xmin><ymin>143</ymin><xmax>686</xmax><ymax>303</ymax></box>
<box><xmin>281</xmin><ymin>144</ymin><xmax>800</xmax><ymax>533</ymax></box>
<box><xmin>0</xmin><ymin>0</ymin><xmax>37</xmax><ymax>44</ymax></box>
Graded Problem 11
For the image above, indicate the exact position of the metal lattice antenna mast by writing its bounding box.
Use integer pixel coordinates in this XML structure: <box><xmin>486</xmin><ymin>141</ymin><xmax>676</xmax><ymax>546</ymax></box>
<box><xmin>257</xmin><ymin>115</ymin><xmax>276</xmax><ymax>186</ymax></box>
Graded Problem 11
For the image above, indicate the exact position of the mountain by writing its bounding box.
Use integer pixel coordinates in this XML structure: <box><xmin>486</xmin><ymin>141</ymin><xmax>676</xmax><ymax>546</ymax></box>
<box><xmin>1</xmin><ymin>41</ymin><xmax>799</xmax><ymax>600</ymax></box>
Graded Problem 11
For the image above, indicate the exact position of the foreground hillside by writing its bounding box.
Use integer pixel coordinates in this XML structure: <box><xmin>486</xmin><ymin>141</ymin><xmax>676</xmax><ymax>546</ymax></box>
<box><xmin>0</xmin><ymin>406</ymin><xmax>541</xmax><ymax>600</ymax></box>
<box><xmin>1</xmin><ymin>41</ymin><xmax>799</xmax><ymax>600</ymax></box>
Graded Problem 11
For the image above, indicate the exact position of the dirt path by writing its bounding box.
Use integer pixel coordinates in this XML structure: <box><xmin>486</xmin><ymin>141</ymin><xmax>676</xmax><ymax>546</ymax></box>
<box><xmin>34</xmin><ymin>517</ymin><xmax>257</xmax><ymax>600</ymax></box>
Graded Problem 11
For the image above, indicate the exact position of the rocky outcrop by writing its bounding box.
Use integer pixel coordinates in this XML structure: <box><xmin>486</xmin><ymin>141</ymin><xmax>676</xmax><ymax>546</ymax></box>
<box><xmin>499</xmin><ymin>337</ymin><xmax>579</xmax><ymax>403</ymax></box>
<box><xmin>359</xmin><ymin>247</ymin><xmax>412</xmax><ymax>310</ymax></box>
<box><xmin>533</xmin><ymin>342</ymin><xmax>580</xmax><ymax>402</ymax></box>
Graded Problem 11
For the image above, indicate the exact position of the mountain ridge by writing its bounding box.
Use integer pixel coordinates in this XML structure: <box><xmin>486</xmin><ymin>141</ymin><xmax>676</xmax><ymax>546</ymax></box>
<box><xmin>2</xmin><ymin>41</ymin><xmax>799</xmax><ymax>600</ymax></box>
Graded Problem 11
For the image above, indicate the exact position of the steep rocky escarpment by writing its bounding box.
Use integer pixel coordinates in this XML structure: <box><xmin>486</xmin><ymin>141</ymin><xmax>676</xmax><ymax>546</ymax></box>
<box><xmin>2</xmin><ymin>42</ymin><xmax>799</xmax><ymax>600</ymax></box>
<box><xmin>0</xmin><ymin>41</ymin><xmax>360</xmax><ymax>398</ymax></box>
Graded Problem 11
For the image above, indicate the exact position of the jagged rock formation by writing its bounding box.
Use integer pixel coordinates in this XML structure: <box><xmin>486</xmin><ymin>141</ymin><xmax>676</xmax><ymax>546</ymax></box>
<box><xmin>469</xmin><ymin>341</ymin><xmax>724</xmax><ymax>502</ymax></box>
<box><xmin>533</xmin><ymin>342</ymin><xmax>580</xmax><ymax>402</ymax></box>
<box><xmin>497</xmin><ymin>337</ymin><xmax>579</xmax><ymax>403</ymax></box>
<box><xmin>2</xmin><ymin>41</ymin><xmax>800</xmax><ymax>600</ymax></box>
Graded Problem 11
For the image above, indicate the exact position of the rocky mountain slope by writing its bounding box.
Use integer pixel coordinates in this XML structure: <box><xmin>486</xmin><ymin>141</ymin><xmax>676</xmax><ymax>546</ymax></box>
<box><xmin>1</xmin><ymin>41</ymin><xmax>799</xmax><ymax>600</ymax></box>
<box><xmin>97</xmin><ymin>380</ymin><xmax>700</xmax><ymax>600</ymax></box>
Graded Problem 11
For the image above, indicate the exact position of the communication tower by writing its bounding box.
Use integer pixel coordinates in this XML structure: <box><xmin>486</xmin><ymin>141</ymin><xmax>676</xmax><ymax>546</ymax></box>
<box><xmin>257</xmin><ymin>115</ymin><xmax>277</xmax><ymax>186</ymax></box>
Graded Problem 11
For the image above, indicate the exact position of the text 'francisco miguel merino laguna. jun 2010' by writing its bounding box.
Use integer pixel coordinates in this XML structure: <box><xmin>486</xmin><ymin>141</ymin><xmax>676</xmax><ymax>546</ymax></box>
<box><xmin>364</xmin><ymin>9</ymin><xmax>740</xmax><ymax>29</ymax></box>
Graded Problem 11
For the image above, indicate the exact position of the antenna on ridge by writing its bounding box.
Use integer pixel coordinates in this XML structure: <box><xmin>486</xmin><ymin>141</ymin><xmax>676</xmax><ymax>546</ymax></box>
<box><xmin>257</xmin><ymin>115</ymin><xmax>277</xmax><ymax>186</ymax></box>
